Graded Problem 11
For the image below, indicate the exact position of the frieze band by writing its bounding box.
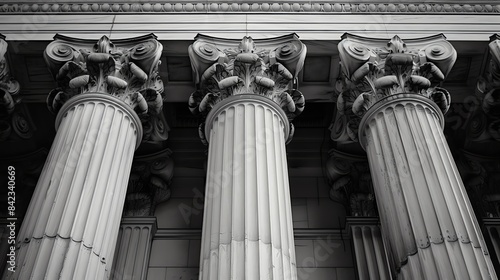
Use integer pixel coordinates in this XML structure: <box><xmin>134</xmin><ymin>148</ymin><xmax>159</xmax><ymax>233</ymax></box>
<box><xmin>1</xmin><ymin>2</ymin><xmax>500</xmax><ymax>14</ymax></box>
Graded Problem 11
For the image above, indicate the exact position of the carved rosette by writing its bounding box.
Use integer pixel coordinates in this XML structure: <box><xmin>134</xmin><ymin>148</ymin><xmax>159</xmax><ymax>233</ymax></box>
<box><xmin>335</xmin><ymin>33</ymin><xmax>456</xmax><ymax>141</ymax></box>
<box><xmin>188</xmin><ymin>34</ymin><xmax>306</xmax><ymax>144</ymax></box>
<box><xmin>474</xmin><ymin>34</ymin><xmax>500</xmax><ymax>143</ymax></box>
<box><xmin>0</xmin><ymin>34</ymin><xmax>33</xmax><ymax>141</ymax></box>
<box><xmin>326</xmin><ymin>149</ymin><xmax>376</xmax><ymax>217</ymax></box>
<box><xmin>44</xmin><ymin>34</ymin><xmax>168</xmax><ymax>142</ymax></box>
<box><xmin>124</xmin><ymin>149</ymin><xmax>174</xmax><ymax>216</ymax></box>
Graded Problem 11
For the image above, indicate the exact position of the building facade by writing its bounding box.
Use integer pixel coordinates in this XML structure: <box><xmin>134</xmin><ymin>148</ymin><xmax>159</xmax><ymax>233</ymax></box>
<box><xmin>1</xmin><ymin>1</ymin><xmax>500</xmax><ymax>279</ymax></box>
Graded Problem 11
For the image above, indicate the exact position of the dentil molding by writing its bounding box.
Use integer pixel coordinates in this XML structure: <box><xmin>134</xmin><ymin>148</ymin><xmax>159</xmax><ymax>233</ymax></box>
<box><xmin>2</xmin><ymin>2</ymin><xmax>500</xmax><ymax>14</ymax></box>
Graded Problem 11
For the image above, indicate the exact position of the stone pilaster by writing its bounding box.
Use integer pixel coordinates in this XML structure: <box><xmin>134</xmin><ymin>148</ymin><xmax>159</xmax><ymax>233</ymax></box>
<box><xmin>7</xmin><ymin>34</ymin><xmax>165</xmax><ymax>279</ymax></box>
<box><xmin>189</xmin><ymin>34</ymin><xmax>306</xmax><ymax>280</ymax></box>
<box><xmin>347</xmin><ymin>218</ymin><xmax>391</xmax><ymax>280</ymax></box>
<box><xmin>110</xmin><ymin>217</ymin><xmax>157</xmax><ymax>280</ymax></box>
<box><xmin>336</xmin><ymin>33</ymin><xmax>497</xmax><ymax>279</ymax></box>
<box><xmin>482</xmin><ymin>219</ymin><xmax>500</xmax><ymax>273</ymax></box>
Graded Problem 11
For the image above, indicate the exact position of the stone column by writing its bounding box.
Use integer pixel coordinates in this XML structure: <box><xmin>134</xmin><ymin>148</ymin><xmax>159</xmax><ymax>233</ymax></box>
<box><xmin>8</xmin><ymin>34</ymin><xmax>165</xmax><ymax>279</ymax></box>
<box><xmin>336</xmin><ymin>34</ymin><xmax>497</xmax><ymax>279</ymax></box>
<box><xmin>188</xmin><ymin>34</ymin><xmax>306</xmax><ymax>279</ymax></box>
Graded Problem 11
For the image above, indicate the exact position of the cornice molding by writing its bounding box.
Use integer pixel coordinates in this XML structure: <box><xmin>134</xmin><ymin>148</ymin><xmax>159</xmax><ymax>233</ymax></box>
<box><xmin>1</xmin><ymin>2</ymin><xmax>500</xmax><ymax>14</ymax></box>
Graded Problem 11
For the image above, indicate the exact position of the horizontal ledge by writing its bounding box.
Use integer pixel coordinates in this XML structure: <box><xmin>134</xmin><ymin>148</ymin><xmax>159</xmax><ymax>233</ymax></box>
<box><xmin>482</xmin><ymin>217</ymin><xmax>500</xmax><ymax>226</ymax></box>
<box><xmin>154</xmin><ymin>228</ymin><xmax>350</xmax><ymax>240</ymax></box>
<box><xmin>1</xmin><ymin>14</ymin><xmax>500</xmax><ymax>41</ymax></box>
<box><xmin>120</xmin><ymin>216</ymin><xmax>157</xmax><ymax>225</ymax></box>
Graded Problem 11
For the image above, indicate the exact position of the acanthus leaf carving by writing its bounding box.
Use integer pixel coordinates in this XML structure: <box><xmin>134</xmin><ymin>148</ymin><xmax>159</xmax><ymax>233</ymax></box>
<box><xmin>334</xmin><ymin>33</ymin><xmax>456</xmax><ymax>142</ymax></box>
<box><xmin>44</xmin><ymin>34</ymin><xmax>168</xmax><ymax>142</ymax></box>
<box><xmin>188</xmin><ymin>34</ymin><xmax>306</xmax><ymax>143</ymax></box>
<box><xmin>326</xmin><ymin>149</ymin><xmax>377</xmax><ymax>217</ymax></box>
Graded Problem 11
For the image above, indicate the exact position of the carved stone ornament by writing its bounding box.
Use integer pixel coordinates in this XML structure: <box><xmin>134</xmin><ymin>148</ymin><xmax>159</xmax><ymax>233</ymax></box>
<box><xmin>457</xmin><ymin>150</ymin><xmax>500</xmax><ymax>219</ymax></box>
<box><xmin>335</xmin><ymin>33</ymin><xmax>456</xmax><ymax>142</ymax></box>
<box><xmin>188</xmin><ymin>33</ymin><xmax>306</xmax><ymax>144</ymax></box>
<box><xmin>44</xmin><ymin>33</ymin><xmax>168</xmax><ymax>142</ymax></box>
<box><xmin>474</xmin><ymin>34</ymin><xmax>500</xmax><ymax>143</ymax></box>
<box><xmin>0</xmin><ymin>34</ymin><xmax>33</xmax><ymax>141</ymax></box>
<box><xmin>325</xmin><ymin>149</ymin><xmax>376</xmax><ymax>217</ymax></box>
<box><xmin>124</xmin><ymin>148</ymin><xmax>174</xmax><ymax>216</ymax></box>
<box><xmin>1</xmin><ymin>3</ymin><xmax>500</xmax><ymax>14</ymax></box>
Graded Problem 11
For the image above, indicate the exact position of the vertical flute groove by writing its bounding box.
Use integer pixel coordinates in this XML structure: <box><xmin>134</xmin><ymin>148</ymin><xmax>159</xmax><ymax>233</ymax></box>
<box><xmin>9</xmin><ymin>95</ymin><xmax>141</xmax><ymax>280</ymax></box>
<box><xmin>350</xmin><ymin>223</ymin><xmax>391</xmax><ymax>280</ymax></box>
<box><xmin>111</xmin><ymin>218</ymin><xmax>156</xmax><ymax>280</ymax></box>
<box><xmin>200</xmin><ymin>98</ymin><xmax>296</xmax><ymax>280</ymax></box>
<box><xmin>360</xmin><ymin>96</ymin><xmax>496</xmax><ymax>280</ymax></box>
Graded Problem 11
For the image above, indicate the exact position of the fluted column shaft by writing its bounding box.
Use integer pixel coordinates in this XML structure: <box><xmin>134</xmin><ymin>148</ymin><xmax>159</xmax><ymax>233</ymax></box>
<box><xmin>359</xmin><ymin>94</ymin><xmax>496</xmax><ymax>279</ymax></box>
<box><xmin>10</xmin><ymin>94</ymin><xmax>142</xmax><ymax>279</ymax></box>
<box><xmin>200</xmin><ymin>94</ymin><xmax>297</xmax><ymax>280</ymax></box>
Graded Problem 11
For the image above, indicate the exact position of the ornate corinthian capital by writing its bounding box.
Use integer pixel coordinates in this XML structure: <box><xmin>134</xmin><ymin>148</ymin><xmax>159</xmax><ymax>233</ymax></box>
<box><xmin>188</xmin><ymin>34</ymin><xmax>306</xmax><ymax>143</ymax></box>
<box><xmin>335</xmin><ymin>33</ymin><xmax>456</xmax><ymax>141</ymax></box>
<box><xmin>44</xmin><ymin>34</ymin><xmax>168</xmax><ymax>141</ymax></box>
<box><xmin>125</xmin><ymin>149</ymin><xmax>174</xmax><ymax>216</ymax></box>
